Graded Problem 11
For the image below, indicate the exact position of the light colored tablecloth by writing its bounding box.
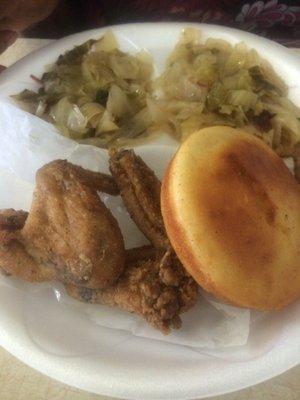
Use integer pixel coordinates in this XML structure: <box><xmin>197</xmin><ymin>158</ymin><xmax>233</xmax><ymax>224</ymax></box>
<box><xmin>0</xmin><ymin>38</ymin><xmax>299</xmax><ymax>400</ymax></box>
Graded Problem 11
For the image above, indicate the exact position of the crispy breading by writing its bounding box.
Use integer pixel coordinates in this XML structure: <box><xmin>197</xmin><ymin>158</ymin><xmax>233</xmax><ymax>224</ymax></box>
<box><xmin>0</xmin><ymin>154</ymin><xmax>199</xmax><ymax>333</ymax></box>
<box><xmin>0</xmin><ymin>209</ymin><xmax>28</xmax><ymax>231</ymax></box>
<box><xmin>109</xmin><ymin>149</ymin><xmax>169</xmax><ymax>249</ymax></box>
<box><xmin>0</xmin><ymin>161</ymin><xmax>125</xmax><ymax>288</ymax></box>
<box><xmin>66</xmin><ymin>248</ymin><xmax>198</xmax><ymax>333</ymax></box>
<box><xmin>0</xmin><ymin>209</ymin><xmax>56</xmax><ymax>281</ymax></box>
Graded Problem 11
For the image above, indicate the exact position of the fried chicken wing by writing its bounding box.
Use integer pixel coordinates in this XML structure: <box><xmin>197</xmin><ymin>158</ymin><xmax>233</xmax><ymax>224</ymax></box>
<box><xmin>0</xmin><ymin>209</ymin><xmax>28</xmax><ymax>231</ymax></box>
<box><xmin>125</xmin><ymin>245</ymin><xmax>159</xmax><ymax>263</ymax></box>
<box><xmin>0</xmin><ymin>161</ymin><xmax>125</xmax><ymax>288</ymax></box>
<box><xmin>0</xmin><ymin>209</ymin><xmax>56</xmax><ymax>281</ymax></box>
<box><xmin>293</xmin><ymin>143</ymin><xmax>300</xmax><ymax>183</ymax></box>
<box><xmin>107</xmin><ymin>149</ymin><xmax>199</xmax><ymax>332</ymax></box>
<box><xmin>66</xmin><ymin>248</ymin><xmax>198</xmax><ymax>333</ymax></box>
<box><xmin>0</xmin><ymin>153</ymin><xmax>199</xmax><ymax>334</ymax></box>
<box><xmin>109</xmin><ymin>149</ymin><xmax>169</xmax><ymax>249</ymax></box>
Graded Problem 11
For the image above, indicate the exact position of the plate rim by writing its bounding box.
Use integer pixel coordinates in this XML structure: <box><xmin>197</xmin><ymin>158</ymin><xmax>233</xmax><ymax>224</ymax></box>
<box><xmin>0</xmin><ymin>22</ymin><xmax>299</xmax><ymax>400</ymax></box>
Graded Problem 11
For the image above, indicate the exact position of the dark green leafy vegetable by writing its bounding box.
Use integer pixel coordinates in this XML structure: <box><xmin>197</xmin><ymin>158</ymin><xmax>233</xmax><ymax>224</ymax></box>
<box><xmin>96</xmin><ymin>89</ymin><xmax>109</xmax><ymax>106</ymax></box>
<box><xmin>56</xmin><ymin>39</ymin><xmax>97</xmax><ymax>66</ymax></box>
<box><xmin>14</xmin><ymin>89</ymin><xmax>39</xmax><ymax>102</ymax></box>
<box><xmin>249</xmin><ymin>66</ymin><xmax>280</xmax><ymax>93</ymax></box>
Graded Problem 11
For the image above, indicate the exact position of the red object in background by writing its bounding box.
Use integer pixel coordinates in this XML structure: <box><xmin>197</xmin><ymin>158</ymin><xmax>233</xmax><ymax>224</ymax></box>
<box><xmin>25</xmin><ymin>0</ymin><xmax>300</xmax><ymax>47</ymax></box>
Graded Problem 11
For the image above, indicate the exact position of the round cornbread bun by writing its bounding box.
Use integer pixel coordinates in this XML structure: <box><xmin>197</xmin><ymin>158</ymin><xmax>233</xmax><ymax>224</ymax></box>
<box><xmin>161</xmin><ymin>126</ymin><xmax>300</xmax><ymax>310</ymax></box>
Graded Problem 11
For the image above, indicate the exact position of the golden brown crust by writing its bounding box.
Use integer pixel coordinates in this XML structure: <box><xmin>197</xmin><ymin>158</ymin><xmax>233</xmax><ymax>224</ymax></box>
<box><xmin>161</xmin><ymin>126</ymin><xmax>300</xmax><ymax>310</ymax></box>
<box><xmin>0</xmin><ymin>157</ymin><xmax>198</xmax><ymax>334</ymax></box>
<box><xmin>0</xmin><ymin>209</ymin><xmax>28</xmax><ymax>231</ymax></box>
<box><xmin>22</xmin><ymin>160</ymin><xmax>125</xmax><ymax>289</ymax></box>
<box><xmin>125</xmin><ymin>245</ymin><xmax>159</xmax><ymax>263</ymax></box>
<box><xmin>109</xmin><ymin>149</ymin><xmax>169</xmax><ymax>249</ymax></box>
<box><xmin>0</xmin><ymin>162</ymin><xmax>125</xmax><ymax>289</ymax></box>
<box><xmin>66</xmin><ymin>248</ymin><xmax>198</xmax><ymax>334</ymax></box>
<box><xmin>0</xmin><ymin>209</ymin><xmax>56</xmax><ymax>282</ymax></box>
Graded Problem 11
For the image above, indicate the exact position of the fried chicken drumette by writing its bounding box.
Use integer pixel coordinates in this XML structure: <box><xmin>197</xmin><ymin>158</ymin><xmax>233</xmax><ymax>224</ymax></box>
<box><xmin>66</xmin><ymin>248</ymin><xmax>198</xmax><ymax>333</ymax></box>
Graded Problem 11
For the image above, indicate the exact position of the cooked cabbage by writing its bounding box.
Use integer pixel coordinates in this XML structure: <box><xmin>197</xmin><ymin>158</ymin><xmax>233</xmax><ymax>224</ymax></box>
<box><xmin>155</xmin><ymin>28</ymin><xmax>300</xmax><ymax>157</ymax></box>
<box><xmin>14</xmin><ymin>28</ymin><xmax>300</xmax><ymax>158</ymax></box>
<box><xmin>14</xmin><ymin>30</ymin><xmax>153</xmax><ymax>146</ymax></box>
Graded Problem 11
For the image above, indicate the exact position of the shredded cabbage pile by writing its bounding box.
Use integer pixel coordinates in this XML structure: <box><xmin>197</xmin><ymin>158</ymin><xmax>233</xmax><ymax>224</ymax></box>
<box><xmin>15</xmin><ymin>31</ymin><xmax>154</xmax><ymax>147</ymax></box>
<box><xmin>155</xmin><ymin>28</ymin><xmax>300</xmax><ymax>158</ymax></box>
<box><xmin>14</xmin><ymin>29</ymin><xmax>300</xmax><ymax>159</ymax></box>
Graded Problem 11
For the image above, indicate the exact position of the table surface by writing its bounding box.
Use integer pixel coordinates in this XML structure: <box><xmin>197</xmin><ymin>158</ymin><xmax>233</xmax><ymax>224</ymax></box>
<box><xmin>0</xmin><ymin>38</ymin><xmax>299</xmax><ymax>400</ymax></box>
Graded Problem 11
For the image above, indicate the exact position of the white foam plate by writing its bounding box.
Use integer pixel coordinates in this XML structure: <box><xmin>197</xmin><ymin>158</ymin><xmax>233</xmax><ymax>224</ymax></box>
<box><xmin>0</xmin><ymin>23</ymin><xmax>299</xmax><ymax>400</ymax></box>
